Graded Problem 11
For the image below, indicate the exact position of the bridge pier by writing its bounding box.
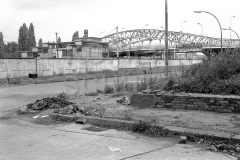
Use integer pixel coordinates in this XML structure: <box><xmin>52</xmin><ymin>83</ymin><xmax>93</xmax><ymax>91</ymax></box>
<box><xmin>149</xmin><ymin>39</ymin><xmax>152</xmax><ymax>48</ymax></box>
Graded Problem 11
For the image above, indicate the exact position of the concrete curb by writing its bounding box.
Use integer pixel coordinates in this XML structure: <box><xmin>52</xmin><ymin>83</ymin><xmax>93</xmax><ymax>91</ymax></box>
<box><xmin>49</xmin><ymin>113</ymin><xmax>240</xmax><ymax>142</ymax></box>
<box><xmin>49</xmin><ymin>113</ymin><xmax>135</xmax><ymax>128</ymax></box>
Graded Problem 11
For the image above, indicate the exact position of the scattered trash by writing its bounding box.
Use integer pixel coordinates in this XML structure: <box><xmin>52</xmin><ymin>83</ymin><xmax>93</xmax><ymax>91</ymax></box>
<box><xmin>198</xmin><ymin>139</ymin><xmax>204</xmax><ymax>144</ymax></box>
<box><xmin>210</xmin><ymin>145</ymin><xmax>218</xmax><ymax>152</ymax></box>
<box><xmin>76</xmin><ymin>118</ymin><xmax>87</xmax><ymax>124</ymax></box>
<box><xmin>108</xmin><ymin>146</ymin><xmax>121</xmax><ymax>152</ymax></box>
<box><xmin>179</xmin><ymin>136</ymin><xmax>187</xmax><ymax>144</ymax></box>
<box><xmin>93</xmin><ymin>97</ymin><xmax>101</xmax><ymax>102</ymax></box>
<box><xmin>117</xmin><ymin>96</ymin><xmax>131</xmax><ymax>105</ymax></box>
<box><xmin>33</xmin><ymin>115</ymin><xmax>39</xmax><ymax>119</ymax></box>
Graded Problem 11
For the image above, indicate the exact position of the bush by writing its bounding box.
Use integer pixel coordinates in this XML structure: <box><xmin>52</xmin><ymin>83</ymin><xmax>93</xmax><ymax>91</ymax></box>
<box><xmin>57</xmin><ymin>92</ymin><xmax>68</xmax><ymax>100</ymax></box>
<box><xmin>104</xmin><ymin>85</ymin><xmax>114</xmax><ymax>94</ymax></box>
<box><xmin>124</xmin><ymin>82</ymin><xmax>135</xmax><ymax>92</ymax></box>
<box><xmin>114</xmin><ymin>80</ymin><xmax>125</xmax><ymax>93</ymax></box>
<box><xmin>136</xmin><ymin>80</ymin><xmax>147</xmax><ymax>91</ymax></box>
<box><xmin>165</xmin><ymin>49</ymin><xmax>240</xmax><ymax>95</ymax></box>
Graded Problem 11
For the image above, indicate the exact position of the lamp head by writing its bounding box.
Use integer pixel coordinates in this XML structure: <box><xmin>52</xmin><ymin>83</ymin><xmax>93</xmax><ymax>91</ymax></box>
<box><xmin>194</xmin><ymin>11</ymin><xmax>202</xmax><ymax>13</ymax></box>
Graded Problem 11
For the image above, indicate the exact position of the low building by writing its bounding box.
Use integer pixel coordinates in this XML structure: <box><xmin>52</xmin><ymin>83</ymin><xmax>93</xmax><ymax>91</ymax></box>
<box><xmin>20</xmin><ymin>47</ymin><xmax>39</xmax><ymax>58</ymax></box>
<box><xmin>40</xmin><ymin>29</ymin><xmax>109</xmax><ymax>59</ymax></box>
<box><xmin>72</xmin><ymin>29</ymin><xmax>109</xmax><ymax>59</ymax></box>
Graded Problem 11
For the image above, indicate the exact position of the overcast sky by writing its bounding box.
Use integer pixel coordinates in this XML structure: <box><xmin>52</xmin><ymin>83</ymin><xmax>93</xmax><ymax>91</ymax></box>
<box><xmin>1</xmin><ymin>0</ymin><xmax>240</xmax><ymax>43</ymax></box>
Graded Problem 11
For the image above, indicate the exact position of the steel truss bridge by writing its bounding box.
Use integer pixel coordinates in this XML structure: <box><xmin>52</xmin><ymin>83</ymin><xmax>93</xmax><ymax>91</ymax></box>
<box><xmin>102</xmin><ymin>29</ymin><xmax>240</xmax><ymax>55</ymax></box>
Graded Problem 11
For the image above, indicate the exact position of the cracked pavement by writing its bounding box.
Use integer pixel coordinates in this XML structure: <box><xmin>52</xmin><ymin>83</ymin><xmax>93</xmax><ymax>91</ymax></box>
<box><xmin>0</xmin><ymin>83</ymin><xmax>238</xmax><ymax>160</ymax></box>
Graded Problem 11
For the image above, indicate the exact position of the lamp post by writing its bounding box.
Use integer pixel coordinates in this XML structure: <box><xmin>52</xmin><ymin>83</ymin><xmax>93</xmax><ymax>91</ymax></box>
<box><xmin>55</xmin><ymin>32</ymin><xmax>59</xmax><ymax>58</ymax></box>
<box><xmin>197</xmin><ymin>23</ymin><xmax>203</xmax><ymax>35</ymax></box>
<box><xmin>222</xmin><ymin>27</ymin><xmax>240</xmax><ymax>47</ymax></box>
<box><xmin>194</xmin><ymin>11</ymin><xmax>223</xmax><ymax>54</ymax></box>
<box><xmin>230</xmin><ymin>16</ymin><xmax>235</xmax><ymax>40</ymax></box>
<box><xmin>181</xmin><ymin>21</ymin><xmax>187</xmax><ymax>32</ymax></box>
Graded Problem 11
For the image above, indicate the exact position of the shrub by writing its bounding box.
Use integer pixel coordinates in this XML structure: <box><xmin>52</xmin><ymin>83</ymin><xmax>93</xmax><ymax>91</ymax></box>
<box><xmin>57</xmin><ymin>92</ymin><xmax>68</xmax><ymax>100</ymax></box>
<box><xmin>124</xmin><ymin>82</ymin><xmax>135</xmax><ymax>92</ymax></box>
<box><xmin>166</xmin><ymin>49</ymin><xmax>240</xmax><ymax>95</ymax></box>
<box><xmin>136</xmin><ymin>80</ymin><xmax>147</xmax><ymax>91</ymax></box>
<box><xmin>114</xmin><ymin>80</ymin><xmax>125</xmax><ymax>93</ymax></box>
<box><xmin>104</xmin><ymin>85</ymin><xmax>114</xmax><ymax>94</ymax></box>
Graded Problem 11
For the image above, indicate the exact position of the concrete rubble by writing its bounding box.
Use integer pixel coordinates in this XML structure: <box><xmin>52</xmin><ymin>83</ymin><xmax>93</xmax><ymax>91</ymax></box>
<box><xmin>116</xmin><ymin>96</ymin><xmax>131</xmax><ymax>105</ymax></box>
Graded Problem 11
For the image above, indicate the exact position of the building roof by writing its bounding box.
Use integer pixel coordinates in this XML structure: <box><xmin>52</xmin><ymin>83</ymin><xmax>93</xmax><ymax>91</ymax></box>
<box><xmin>42</xmin><ymin>42</ymin><xmax>75</xmax><ymax>45</ymax></box>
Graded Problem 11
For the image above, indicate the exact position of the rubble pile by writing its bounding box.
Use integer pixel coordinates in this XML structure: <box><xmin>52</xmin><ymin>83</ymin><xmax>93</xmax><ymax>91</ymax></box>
<box><xmin>207</xmin><ymin>142</ymin><xmax>240</xmax><ymax>157</ymax></box>
<box><xmin>27</xmin><ymin>96</ymin><xmax>74</xmax><ymax>110</ymax></box>
<box><xmin>116</xmin><ymin>96</ymin><xmax>131</xmax><ymax>105</ymax></box>
<box><xmin>26</xmin><ymin>95</ymin><xmax>99</xmax><ymax>116</ymax></box>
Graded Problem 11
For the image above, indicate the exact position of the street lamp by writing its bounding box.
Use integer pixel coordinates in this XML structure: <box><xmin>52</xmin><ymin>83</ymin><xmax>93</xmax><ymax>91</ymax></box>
<box><xmin>181</xmin><ymin>21</ymin><xmax>187</xmax><ymax>32</ymax></box>
<box><xmin>222</xmin><ymin>27</ymin><xmax>240</xmax><ymax>47</ymax></box>
<box><xmin>55</xmin><ymin>32</ymin><xmax>59</xmax><ymax>58</ymax></box>
<box><xmin>194</xmin><ymin>11</ymin><xmax>223</xmax><ymax>54</ymax></box>
<box><xmin>197</xmin><ymin>23</ymin><xmax>203</xmax><ymax>35</ymax></box>
<box><xmin>230</xmin><ymin>16</ymin><xmax>235</xmax><ymax>40</ymax></box>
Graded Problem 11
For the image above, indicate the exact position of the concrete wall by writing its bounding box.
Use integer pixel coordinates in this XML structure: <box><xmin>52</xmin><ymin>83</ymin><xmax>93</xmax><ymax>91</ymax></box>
<box><xmin>0</xmin><ymin>59</ymin><xmax>201</xmax><ymax>78</ymax></box>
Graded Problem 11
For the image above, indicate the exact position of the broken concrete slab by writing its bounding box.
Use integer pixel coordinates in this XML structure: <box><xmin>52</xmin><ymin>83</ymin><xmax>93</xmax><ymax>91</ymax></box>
<box><xmin>76</xmin><ymin>118</ymin><xmax>87</xmax><ymax>124</ymax></box>
<box><xmin>31</xmin><ymin>101</ymin><xmax>48</xmax><ymax>110</ymax></box>
<box><xmin>179</xmin><ymin>136</ymin><xmax>187</xmax><ymax>144</ymax></box>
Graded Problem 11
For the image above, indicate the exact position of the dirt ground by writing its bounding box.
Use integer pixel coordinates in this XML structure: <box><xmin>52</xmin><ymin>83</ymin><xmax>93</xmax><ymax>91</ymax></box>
<box><xmin>68</xmin><ymin>94</ymin><xmax>240</xmax><ymax>135</ymax></box>
<box><xmin>2</xmin><ymin>91</ymin><xmax>240</xmax><ymax>135</ymax></box>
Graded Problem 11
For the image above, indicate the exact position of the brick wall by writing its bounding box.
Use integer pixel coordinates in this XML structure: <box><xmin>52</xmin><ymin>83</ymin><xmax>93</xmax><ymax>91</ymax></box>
<box><xmin>130</xmin><ymin>94</ymin><xmax>156</xmax><ymax>108</ymax></box>
<box><xmin>130</xmin><ymin>93</ymin><xmax>240</xmax><ymax>113</ymax></box>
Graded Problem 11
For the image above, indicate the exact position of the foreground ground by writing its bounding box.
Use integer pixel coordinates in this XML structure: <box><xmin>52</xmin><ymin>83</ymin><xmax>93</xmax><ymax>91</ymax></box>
<box><xmin>0</xmin><ymin>83</ymin><xmax>238</xmax><ymax>160</ymax></box>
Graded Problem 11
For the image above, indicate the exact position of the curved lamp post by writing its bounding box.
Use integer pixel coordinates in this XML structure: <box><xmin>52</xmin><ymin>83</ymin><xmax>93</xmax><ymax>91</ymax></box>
<box><xmin>230</xmin><ymin>16</ymin><xmax>235</xmax><ymax>40</ymax></box>
<box><xmin>197</xmin><ymin>23</ymin><xmax>203</xmax><ymax>35</ymax></box>
<box><xmin>222</xmin><ymin>27</ymin><xmax>240</xmax><ymax>48</ymax></box>
<box><xmin>194</xmin><ymin>11</ymin><xmax>223</xmax><ymax>54</ymax></box>
<box><xmin>181</xmin><ymin>21</ymin><xmax>187</xmax><ymax>32</ymax></box>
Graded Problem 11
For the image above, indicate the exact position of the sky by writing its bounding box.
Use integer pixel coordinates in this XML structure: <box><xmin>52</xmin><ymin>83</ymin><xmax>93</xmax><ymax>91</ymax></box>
<box><xmin>1</xmin><ymin>0</ymin><xmax>240</xmax><ymax>44</ymax></box>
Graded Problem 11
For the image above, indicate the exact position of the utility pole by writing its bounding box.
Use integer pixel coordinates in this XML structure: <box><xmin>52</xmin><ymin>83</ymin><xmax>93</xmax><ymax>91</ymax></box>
<box><xmin>116</xmin><ymin>26</ymin><xmax>119</xmax><ymax>58</ymax></box>
<box><xmin>165</xmin><ymin>0</ymin><xmax>169</xmax><ymax>78</ymax></box>
<box><xmin>55</xmin><ymin>32</ymin><xmax>59</xmax><ymax>58</ymax></box>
